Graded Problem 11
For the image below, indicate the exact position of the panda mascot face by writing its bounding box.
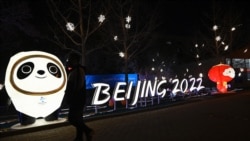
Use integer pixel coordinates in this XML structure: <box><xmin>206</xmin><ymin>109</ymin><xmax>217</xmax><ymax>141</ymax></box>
<box><xmin>4</xmin><ymin>51</ymin><xmax>67</xmax><ymax>118</ymax></box>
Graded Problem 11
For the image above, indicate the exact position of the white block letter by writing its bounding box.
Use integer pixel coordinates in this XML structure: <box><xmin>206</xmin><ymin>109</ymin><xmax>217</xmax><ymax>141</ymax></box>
<box><xmin>91</xmin><ymin>83</ymin><xmax>110</xmax><ymax>105</ymax></box>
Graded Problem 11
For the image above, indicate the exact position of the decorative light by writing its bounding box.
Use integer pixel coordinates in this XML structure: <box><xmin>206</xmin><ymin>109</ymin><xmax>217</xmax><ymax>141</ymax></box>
<box><xmin>119</xmin><ymin>52</ymin><xmax>125</xmax><ymax>58</ymax></box>
<box><xmin>199</xmin><ymin>73</ymin><xmax>203</xmax><ymax>77</ymax></box>
<box><xmin>198</xmin><ymin>62</ymin><xmax>202</xmax><ymax>66</ymax></box>
<box><xmin>224</xmin><ymin>45</ymin><xmax>229</xmax><ymax>51</ymax></box>
<box><xmin>195</xmin><ymin>44</ymin><xmax>198</xmax><ymax>48</ymax></box>
<box><xmin>196</xmin><ymin>54</ymin><xmax>199</xmax><ymax>58</ymax></box>
<box><xmin>98</xmin><ymin>14</ymin><xmax>105</xmax><ymax>23</ymax></box>
<box><xmin>151</xmin><ymin>67</ymin><xmax>155</xmax><ymax>71</ymax></box>
<box><xmin>66</xmin><ymin>22</ymin><xmax>75</xmax><ymax>31</ymax></box>
<box><xmin>244</xmin><ymin>49</ymin><xmax>248</xmax><ymax>53</ymax></box>
<box><xmin>160</xmin><ymin>69</ymin><xmax>163</xmax><ymax>72</ymax></box>
<box><xmin>166</xmin><ymin>41</ymin><xmax>172</xmax><ymax>45</ymax></box>
<box><xmin>114</xmin><ymin>36</ymin><xmax>118</xmax><ymax>41</ymax></box>
<box><xmin>125</xmin><ymin>16</ymin><xmax>131</xmax><ymax>23</ymax></box>
<box><xmin>231</xmin><ymin>27</ymin><xmax>236</xmax><ymax>31</ymax></box>
<box><xmin>238</xmin><ymin>72</ymin><xmax>242</xmax><ymax>77</ymax></box>
<box><xmin>215</xmin><ymin>36</ymin><xmax>221</xmax><ymax>41</ymax></box>
<box><xmin>213</xmin><ymin>25</ymin><xmax>218</xmax><ymax>31</ymax></box>
<box><xmin>125</xmin><ymin>24</ymin><xmax>131</xmax><ymax>29</ymax></box>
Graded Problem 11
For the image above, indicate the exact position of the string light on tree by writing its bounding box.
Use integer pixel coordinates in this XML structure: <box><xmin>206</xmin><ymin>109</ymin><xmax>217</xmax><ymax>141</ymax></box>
<box><xmin>224</xmin><ymin>45</ymin><xmax>229</xmax><ymax>51</ymax></box>
<box><xmin>66</xmin><ymin>22</ymin><xmax>75</xmax><ymax>31</ymax></box>
<box><xmin>114</xmin><ymin>35</ymin><xmax>118</xmax><ymax>41</ymax></box>
<box><xmin>125</xmin><ymin>16</ymin><xmax>131</xmax><ymax>23</ymax></box>
<box><xmin>213</xmin><ymin>25</ymin><xmax>218</xmax><ymax>31</ymax></box>
<box><xmin>125</xmin><ymin>15</ymin><xmax>131</xmax><ymax>29</ymax></box>
<box><xmin>196</xmin><ymin>54</ymin><xmax>200</xmax><ymax>58</ymax></box>
<box><xmin>215</xmin><ymin>36</ymin><xmax>221</xmax><ymax>41</ymax></box>
<box><xmin>119</xmin><ymin>52</ymin><xmax>125</xmax><ymax>58</ymax></box>
<box><xmin>125</xmin><ymin>24</ymin><xmax>131</xmax><ymax>29</ymax></box>
<box><xmin>244</xmin><ymin>48</ymin><xmax>248</xmax><ymax>53</ymax></box>
<box><xmin>98</xmin><ymin>14</ymin><xmax>106</xmax><ymax>23</ymax></box>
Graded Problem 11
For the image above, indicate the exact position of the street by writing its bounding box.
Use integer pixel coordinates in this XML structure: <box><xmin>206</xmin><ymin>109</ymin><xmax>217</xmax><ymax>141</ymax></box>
<box><xmin>1</xmin><ymin>90</ymin><xmax>250</xmax><ymax>141</ymax></box>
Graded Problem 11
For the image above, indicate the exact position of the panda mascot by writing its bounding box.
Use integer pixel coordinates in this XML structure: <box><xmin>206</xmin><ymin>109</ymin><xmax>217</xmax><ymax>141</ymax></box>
<box><xmin>4</xmin><ymin>51</ymin><xmax>67</xmax><ymax>125</ymax></box>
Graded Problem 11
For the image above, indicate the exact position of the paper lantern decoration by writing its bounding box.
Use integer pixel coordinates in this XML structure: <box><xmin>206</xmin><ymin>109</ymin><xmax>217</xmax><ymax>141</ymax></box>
<box><xmin>4</xmin><ymin>51</ymin><xmax>67</xmax><ymax>118</ymax></box>
<box><xmin>208</xmin><ymin>64</ymin><xmax>235</xmax><ymax>93</ymax></box>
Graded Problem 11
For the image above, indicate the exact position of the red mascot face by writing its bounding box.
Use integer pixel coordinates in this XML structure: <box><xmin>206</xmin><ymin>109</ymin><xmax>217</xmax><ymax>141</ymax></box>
<box><xmin>208</xmin><ymin>64</ymin><xmax>235</xmax><ymax>93</ymax></box>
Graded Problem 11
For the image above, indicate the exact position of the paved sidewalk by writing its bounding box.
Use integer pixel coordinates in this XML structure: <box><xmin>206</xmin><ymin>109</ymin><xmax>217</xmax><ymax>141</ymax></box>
<box><xmin>1</xmin><ymin>91</ymin><xmax>250</xmax><ymax>141</ymax></box>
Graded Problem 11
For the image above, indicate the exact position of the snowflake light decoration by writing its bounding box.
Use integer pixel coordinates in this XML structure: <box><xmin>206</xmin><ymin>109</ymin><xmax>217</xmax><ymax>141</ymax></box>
<box><xmin>98</xmin><ymin>14</ymin><xmax>105</xmax><ymax>23</ymax></box>
<box><xmin>125</xmin><ymin>16</ymin><xmax>131</xmax><ymax>23</ymax></box>
<box><xmin>66</xmin><ymin>22</ymin><xmax>75</xmax><ymax>31</ymax></box>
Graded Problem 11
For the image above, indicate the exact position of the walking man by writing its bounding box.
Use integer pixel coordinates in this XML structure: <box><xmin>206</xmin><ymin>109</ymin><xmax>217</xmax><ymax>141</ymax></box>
<box><xmin>65</xmin><ymin>52</ymin><xmax>94</xmax><ymax>141</ymax></box>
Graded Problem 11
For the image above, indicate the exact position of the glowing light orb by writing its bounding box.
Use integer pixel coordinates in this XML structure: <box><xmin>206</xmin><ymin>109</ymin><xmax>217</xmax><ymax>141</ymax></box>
<box><xmin>4</xmin><ymin>51</ymin><xmax>67</xmax><ymax>118</ymax></box>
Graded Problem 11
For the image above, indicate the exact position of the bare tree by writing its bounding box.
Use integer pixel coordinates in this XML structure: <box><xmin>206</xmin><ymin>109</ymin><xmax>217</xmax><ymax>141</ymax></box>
<box><xmin>194</xmin><ymin>1</ymin><xmax>245</xmax><ymax>63</ymax></box>
<box><xmin>100</xmin><ymin>0</ymin><xmax>161</xmax><ymax>80</ymax></box>
<box><xmin>47</xmin><ymin>0</ymin><xmax>109</xmax><ymax>65</ymax></box>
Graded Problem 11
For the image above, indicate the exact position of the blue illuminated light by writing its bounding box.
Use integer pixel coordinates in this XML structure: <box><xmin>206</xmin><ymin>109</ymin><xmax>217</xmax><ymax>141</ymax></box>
<box><xmin>86</xmin><ymin>74</ymin><xmax>138</xmax><ymax>89</ymax></box>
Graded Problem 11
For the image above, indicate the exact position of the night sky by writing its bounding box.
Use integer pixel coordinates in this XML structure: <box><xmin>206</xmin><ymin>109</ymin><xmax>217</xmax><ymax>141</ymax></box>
<box><xmin>26</xmin><ymin>0</ymin><xmax>250</xmax><ymax>36</ymax></box>
<box><xmin>1</xmin><ymin>0</ymin><xmax>250</xmax><ymax>82</ymax></box>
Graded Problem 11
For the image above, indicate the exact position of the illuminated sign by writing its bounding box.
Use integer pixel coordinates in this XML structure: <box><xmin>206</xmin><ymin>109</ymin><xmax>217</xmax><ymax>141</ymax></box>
<box><xmin>91</xmin><ymin>77</ymin><xmax>204</xmax><ymax>106</ymax></box>
<box><xmin>4</xmin><ymin>51</ymin><xmax>67</xmax><ymax>118</ymax></box>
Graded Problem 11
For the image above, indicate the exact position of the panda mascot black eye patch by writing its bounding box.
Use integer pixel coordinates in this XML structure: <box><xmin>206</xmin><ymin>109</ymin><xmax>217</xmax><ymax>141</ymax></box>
<box><xmin>17</xmin><ymin>62</ymin><xmax>34</xmax><ymax>79</ymax></box>
<box><xmin>47</xmin><ymin>63</ymin><xmax>61</xmax><ymax>78</ymax></box>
